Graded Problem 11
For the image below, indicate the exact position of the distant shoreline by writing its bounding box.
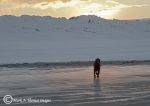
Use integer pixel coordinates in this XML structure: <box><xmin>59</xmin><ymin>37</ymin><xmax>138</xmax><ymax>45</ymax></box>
<box><xmin>0</xmin><ymin>60</ymin><xmax>150</xmax><ymax>68</ymax></box>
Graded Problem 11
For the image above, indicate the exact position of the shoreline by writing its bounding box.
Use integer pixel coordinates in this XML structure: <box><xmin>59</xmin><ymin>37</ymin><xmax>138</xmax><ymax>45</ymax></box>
<box><xmin>0</xmin><ymin>60</ymin><xmax>150</xmax><ymax>68</ymax></box>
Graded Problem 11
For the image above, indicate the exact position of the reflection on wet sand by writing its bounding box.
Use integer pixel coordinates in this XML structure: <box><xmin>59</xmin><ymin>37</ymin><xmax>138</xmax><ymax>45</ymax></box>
<box><xmin>93</xmin><ymin>78</ymin><xmax>101</xmax><ymax>97</ymax></box>
<box><xmin>0</xmin><ymin>65</ymin><xmax>150</xmax><ymax>106</ymax></box>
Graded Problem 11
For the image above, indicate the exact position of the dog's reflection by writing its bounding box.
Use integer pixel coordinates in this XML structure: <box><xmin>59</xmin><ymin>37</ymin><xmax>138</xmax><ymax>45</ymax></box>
<box><xmin>93</xmin><ymin>78</ymin><xmax>101</xmax><ymax>97</ymax></box>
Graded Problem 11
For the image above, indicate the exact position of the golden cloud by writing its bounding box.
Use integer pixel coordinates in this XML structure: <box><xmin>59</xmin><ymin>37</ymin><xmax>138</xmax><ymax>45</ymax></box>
<box><xmin>0</xmin><ymin>0</ymin><xmax>149</xmax><ymax>19</ymax></box>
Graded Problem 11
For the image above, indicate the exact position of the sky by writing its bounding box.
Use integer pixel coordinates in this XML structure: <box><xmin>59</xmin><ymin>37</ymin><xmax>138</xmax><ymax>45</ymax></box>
<box><xmin>0</xmin><ymin>0</ymin><xmax>150</xmax><ymax>19</ymax></box>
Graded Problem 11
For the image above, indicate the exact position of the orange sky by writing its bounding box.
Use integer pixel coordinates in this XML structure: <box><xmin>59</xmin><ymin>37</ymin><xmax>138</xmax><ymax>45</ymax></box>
<box><xmin>0</xmin><ymin>0</ymin><xmax>150</xmax><ymax>19</ymax></box>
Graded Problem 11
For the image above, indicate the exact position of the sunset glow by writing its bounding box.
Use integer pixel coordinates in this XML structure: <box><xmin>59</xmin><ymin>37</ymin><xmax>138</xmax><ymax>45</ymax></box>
<box><xmin>0</xmin><ymin>0</ymin><xmax>150</xmax><ymax>19</ymax></box>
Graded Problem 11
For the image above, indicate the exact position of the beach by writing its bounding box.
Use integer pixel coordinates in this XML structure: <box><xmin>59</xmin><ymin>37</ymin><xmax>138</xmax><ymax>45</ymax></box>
<box><xmin>0</xmin><ymin>64</ymin><xmax>150</xmax><ymax>106</ymax></box>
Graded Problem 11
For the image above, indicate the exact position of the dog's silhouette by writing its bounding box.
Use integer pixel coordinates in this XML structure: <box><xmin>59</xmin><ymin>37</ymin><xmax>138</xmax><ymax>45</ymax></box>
<box><xmin>94</xmin><ymin>58</ymin><xmax>101</xmax><ymax>78</ymax></box>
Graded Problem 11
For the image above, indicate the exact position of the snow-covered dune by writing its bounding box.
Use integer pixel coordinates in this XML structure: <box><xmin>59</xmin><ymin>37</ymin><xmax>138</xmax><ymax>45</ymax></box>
<box><xmin>0</xmin><ymin>15</ymin><xmax>150</xmax><ymax>64</ymax></box>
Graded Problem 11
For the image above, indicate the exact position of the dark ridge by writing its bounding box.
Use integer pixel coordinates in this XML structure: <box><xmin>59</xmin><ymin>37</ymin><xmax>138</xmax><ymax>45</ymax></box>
<box><xmin>0</xmin><ymin>60</ymin><xmax>150</xmax><ymax>68</ymax></box>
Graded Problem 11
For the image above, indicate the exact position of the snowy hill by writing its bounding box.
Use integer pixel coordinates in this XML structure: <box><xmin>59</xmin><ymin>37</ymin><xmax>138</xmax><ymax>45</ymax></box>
<box><xmin>0</xmin><ymin>15</ymin><xmax>150</xmax><ymax>64</ymax></box>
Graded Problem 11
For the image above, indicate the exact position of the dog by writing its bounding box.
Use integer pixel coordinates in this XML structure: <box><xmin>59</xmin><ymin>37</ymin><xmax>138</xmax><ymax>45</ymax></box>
<box><xmin>94</xmin><ymin>58</ymin><xmax>101</xmax><ymax>78</ymax></box>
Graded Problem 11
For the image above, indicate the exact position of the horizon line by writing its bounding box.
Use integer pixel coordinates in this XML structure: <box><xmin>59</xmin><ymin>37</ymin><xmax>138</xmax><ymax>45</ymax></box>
<box><xmin>0</xmin><ymin>15</ymin><xmax>150</xmax><ymax>21</ymax></box>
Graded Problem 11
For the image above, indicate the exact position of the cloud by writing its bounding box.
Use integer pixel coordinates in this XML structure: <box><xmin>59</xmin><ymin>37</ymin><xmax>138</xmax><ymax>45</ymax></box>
<box><xmin>0</xmin><ymin>0</ymin><xmax>149</xmax><ymax>19</ymax></box>
<box><xmin>7</xmin><ymin>0</ymin><xmax>71</xmax><ymax>4</ymax></box>
<box><xmin>33</xmin><ymin>0</ymin><xmax>89</xmax><ymax>10</ymax></box>
<box><xmin>93</xmin><ymin>0</ymin><xmax>149</xmax><ymax>18</ymax></box>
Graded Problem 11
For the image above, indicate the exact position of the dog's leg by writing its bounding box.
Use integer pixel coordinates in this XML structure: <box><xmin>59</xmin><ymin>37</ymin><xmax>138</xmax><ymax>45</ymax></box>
<box><xmin>94</xmin><ymin>70</ymin><xmax>96</xmax><ymax>78</ymax></box>
<box><xmin>94</xmin><ymin>70</ymin><xmax>97</xmax><ymax>78</ymax></box>
<box><xmin>97</xmin><ymin>69</ymin><xmax>100</xmax><ymax>78</ymax></box>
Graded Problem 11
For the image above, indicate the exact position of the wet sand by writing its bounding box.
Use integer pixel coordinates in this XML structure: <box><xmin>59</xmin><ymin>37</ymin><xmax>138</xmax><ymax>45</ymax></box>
<box><xmin>0</xmin><ymin>65</ymin><xmax>150</xmax><ymax>106</ymax></box>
